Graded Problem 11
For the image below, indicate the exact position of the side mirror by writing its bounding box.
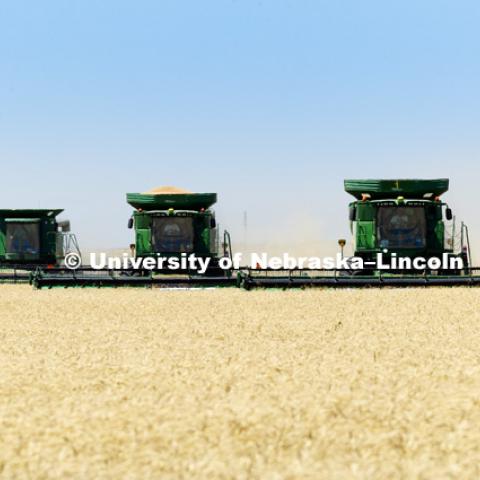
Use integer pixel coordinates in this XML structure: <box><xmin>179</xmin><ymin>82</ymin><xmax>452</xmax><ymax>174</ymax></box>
<box><xmin>445</xmin><ymin>208</ymin><xmax>453</xmax><ymax>221</ymax></box>
<box><xmin>57</xmin><ymin>220</ymin><xmax>71</xmax><ymax>233</ymax></box>
<box><xmin>349</xmin><ymin>205</ymin><xmax>356</xmax><ymax>222</ymax></box>
<box><xmin>128</xmin><ymin>217</ymin><xmax>134</xmax><ymax>229</ymax></box>
<box><xmin>210</xmin><ymin>217</ymin><xmax>216</xmax><ymax>228</ymax></box>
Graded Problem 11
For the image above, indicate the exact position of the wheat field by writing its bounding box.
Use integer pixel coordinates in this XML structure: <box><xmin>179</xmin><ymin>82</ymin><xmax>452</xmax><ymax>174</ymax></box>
<box><xmin>1</xmin><ymin>286</ymin><xmax>480</xmax><ymax>479</ymax></box>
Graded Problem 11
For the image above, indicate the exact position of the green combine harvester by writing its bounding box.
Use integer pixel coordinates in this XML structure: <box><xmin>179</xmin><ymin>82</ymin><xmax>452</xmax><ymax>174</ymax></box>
<box><xmin>29</xmin><ymin>178</ymin><xmax>480</xmax><ymax>289</ymax></box>
<box><xmin>238</xmin><ymin>179</ymin><xmax>478</xmax><ymax>288</ymax></box>
<box><xmin>32</xmin><ymin>187</ymin><xmax>235</xmax><ymax>288</ymax></box>
<box><xmin>0</xmin><ymin>209</ymin><xmax>80</xmax><ymax>282</ymax></box>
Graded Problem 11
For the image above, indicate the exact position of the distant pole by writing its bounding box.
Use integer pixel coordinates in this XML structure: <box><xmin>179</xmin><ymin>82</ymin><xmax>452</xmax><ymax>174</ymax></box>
<box><xmin>243</xmin><ymin>211</ymin><xmax>248</xmax><ymax>251</ymax></box>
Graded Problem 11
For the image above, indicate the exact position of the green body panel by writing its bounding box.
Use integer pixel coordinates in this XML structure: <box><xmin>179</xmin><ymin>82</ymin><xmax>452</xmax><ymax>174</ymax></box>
<box><xmin>135</xmin><ymin>229</ymin><xmax>151</xmax><ymax>255</ymax></box>
<box><xmin>433</xmin><ymin>222</ymin><xmax>445</xmax><ymax>251</ymax></box>
<box><xmin>0</xmin><ymin>209</ymin><xmax>63</xmax><ymax>264</ymax></box>
<box><xmin>345</xmin><ymin>179</ymin><xmax>449</xmax><ymax>200</ymax></box>
<box><xmin>133</xmin><ymin>213</ymin><xmax>152</xmax><ymax>255</ymax></box>
<box><xmin>356</xmin><ymin>221</ymin><xmax>376</xmax><ymax>249</ymax></box>
<box><xmin>126</xmin><ymin>193</ymin><xmax>217</xmax><ymax>211</ymax></box>
<box><xmin>356</xmin><ymin>202</ymin><xmax>375</xmax><ymax>221</ymax></box>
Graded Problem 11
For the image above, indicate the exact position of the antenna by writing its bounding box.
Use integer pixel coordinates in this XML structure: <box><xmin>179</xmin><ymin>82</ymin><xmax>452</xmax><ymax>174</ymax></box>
<box><xmin>243</xmin><ymin>211</ymin><xmax>248</xmax><ymax>251</ymax></box>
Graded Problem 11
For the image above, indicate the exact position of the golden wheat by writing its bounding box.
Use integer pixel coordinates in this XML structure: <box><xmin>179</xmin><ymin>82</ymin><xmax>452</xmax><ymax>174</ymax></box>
<box><xmin>0</xmin><ymin>286</ymin><xmax>479</xmax><ymax>479</ymax></box>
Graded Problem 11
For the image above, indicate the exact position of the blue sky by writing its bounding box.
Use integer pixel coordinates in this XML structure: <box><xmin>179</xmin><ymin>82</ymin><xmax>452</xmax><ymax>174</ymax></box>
<box><xmin>1</xmin><ymin>0</ymin><xmax>479</xmax><ymax>251</ymax></box>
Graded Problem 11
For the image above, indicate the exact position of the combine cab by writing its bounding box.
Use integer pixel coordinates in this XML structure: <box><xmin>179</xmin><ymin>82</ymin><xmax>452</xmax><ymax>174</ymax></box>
<box><xmin>0</xmin><ymin>209</ymin><xmax>81</xmax><ymax>282</ymax></box>
<box><xmin>345</xmin><ymin>179</ymin><xmax>469</xmax><ymax>272</ymax></box>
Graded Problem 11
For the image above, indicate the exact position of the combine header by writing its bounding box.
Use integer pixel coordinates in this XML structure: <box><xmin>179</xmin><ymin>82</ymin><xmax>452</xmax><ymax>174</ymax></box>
<box><xmin>238</xmin><ymin>179</ymin><xmax>477</xmax><ymax>289</ymax></box>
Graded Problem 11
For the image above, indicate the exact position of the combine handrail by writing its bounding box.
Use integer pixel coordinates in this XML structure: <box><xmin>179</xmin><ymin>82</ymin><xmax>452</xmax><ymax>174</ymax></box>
<box><xmin>462</xmin><ymin>223</ymin><xmax>472</xmax><ymax>269</ymax></box>
<box><xmin>223</xmin><ymin>230</ymin><xmax>233</xmax><ymax>261</ymax></box>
